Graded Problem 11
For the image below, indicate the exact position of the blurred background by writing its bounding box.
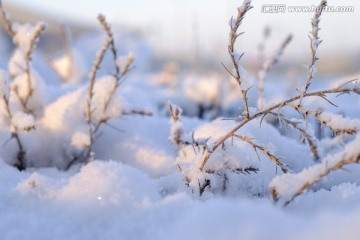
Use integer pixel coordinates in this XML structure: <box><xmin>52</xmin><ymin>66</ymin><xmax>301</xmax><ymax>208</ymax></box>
<box><xmin>0</xmin><ymin>0</ymin><xmax>359</xmax><ymax>75</ymax></box>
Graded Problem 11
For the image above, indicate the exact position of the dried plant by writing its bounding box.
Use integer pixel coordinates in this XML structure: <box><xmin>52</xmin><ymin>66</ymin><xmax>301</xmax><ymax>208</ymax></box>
<box><xmin>270</xmin><ymin>133</ymin><xmax>360</xmax><ymax>206</ymax></box>
<box><xmin>0</xmin><ymin>1</ymin><xmax>41</xmax><ymax>170</ymax></box>
<box><xmin>1</xmin><ymin>78</ymin><xmax>26</xmax><ymax>170</ymax></box>
<box><xmin>297</xmin><ymin>0</ymin><xmax>327</xmax><ymax>106</ymax></box>
<box><xmin>170</xmin><ymin>0</ymin><xmax>360</xmax><ymax>197</ymax></box>
<box><xmin>67</xmin><ymin>14</ymin><xmax>135</xmax><ymax>169</ymax></box>
<box><xmin>225</xmin><ymin>0</ymin><xmax>253</xmax><ymax>119</ymax></box>
<box><xmin>168</xmin><ymin>101</ymin><xmax>259</xmax><ymax>196</ymax></box>
<box><xmin>0</xmin><ymin>0</ymin><xmax>14</xmax><ymax>37</ymax></box>
<box><xmin>19</xmin><ymin>23</ymin><xmax>46</xmax><ymax>113</ymax></box>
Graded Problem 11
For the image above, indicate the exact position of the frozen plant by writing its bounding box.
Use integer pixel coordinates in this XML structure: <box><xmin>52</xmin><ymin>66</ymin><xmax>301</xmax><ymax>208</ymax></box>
<box><xmin>66</xmin><ymin>15</ymin><xmax>135</xmax><ymax>168</ymax></box>
<box><xmin>169</xmin><ymin>0</ymin><xmax>360</xmax><ymax>198</ymax></box>
<box><xmin>0</xmin><ymin>1</ymin><xmax>47</xmax><ymax>116</ymax></box>
<box><xmin>0</xmin><ymin>69</ymin><xmax>36</xmax><ymax>170</ymax></box>
<box><xmin>0</xmin><ymin>1</ymin><xmax>45</xmax><ymax>170</ymax></box>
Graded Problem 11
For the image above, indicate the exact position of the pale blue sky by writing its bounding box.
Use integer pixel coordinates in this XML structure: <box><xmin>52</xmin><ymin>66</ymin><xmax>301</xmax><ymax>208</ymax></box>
<box><xmin>6</xmin><ymin>0</ymin><xmax>360</xmax><ymax>61</ymax></box>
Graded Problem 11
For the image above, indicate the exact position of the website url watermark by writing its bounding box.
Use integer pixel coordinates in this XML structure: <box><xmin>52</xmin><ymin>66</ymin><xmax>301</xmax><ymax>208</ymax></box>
<box><xmin>262</xmin><ymin>4</ymin><xmax>355</xmax><ymax>13</ymax></box>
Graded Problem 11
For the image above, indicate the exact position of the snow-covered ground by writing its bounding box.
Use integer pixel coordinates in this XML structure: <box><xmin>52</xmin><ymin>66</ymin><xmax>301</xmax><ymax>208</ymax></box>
<box><xmin>2</xmin><ymin>160</ymin><xmax>360</xmax><ymax>240</ymax></box>
<box><xmin>1</xmin><ymin>0</ymin><xmax>360</xmax><ymax>239</ymax></box>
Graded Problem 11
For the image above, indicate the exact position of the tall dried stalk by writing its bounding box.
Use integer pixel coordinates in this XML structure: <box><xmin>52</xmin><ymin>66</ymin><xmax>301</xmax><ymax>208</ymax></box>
<box><xmin>67</xmin><ymin>15</ymin><xmax>135</xmax><ymax>169</ymax></box>
<box><xmin>0</xmin><ymin>0</ymin><xmax>14</xmax><ymax>37</ymax></box>
<box><xmin>91</xmin><ymin>15</ymin><xmax>134</xmax><ymax>145</ymax></box>
<box><xmin>21</xmin><ymin>23</ymin><xmax>46</xmax><ymax>112</ymax></box>
<box><xmin>226</xmin><ymin>0</ymin><xmax>252</xmax><ymax>119</ymax></box>
<box><xmin>85</xmin><ymin>35</ymin><xmax>112</xmax><ymax>156</ymax></box>
<box><xmin>298</xmin><ymin>0</ymin><xmax>327</xmax><ymax>106</ymax></box>
<box><xmin>1</xmin><ymin>1</ymin><xmax>46</xmax><ymax>113</ymax></box>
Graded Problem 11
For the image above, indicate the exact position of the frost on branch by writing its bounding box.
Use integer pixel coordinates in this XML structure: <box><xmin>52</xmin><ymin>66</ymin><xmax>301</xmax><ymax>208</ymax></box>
<box><xmin>298</xmin><ymin>0</ymin><xmax>327</xmax><ymax>105</ymax></box>
<box><xmin>316</xmin><ymin>111</ymin><xmax>359</xmax><ymax>135</ymax></box>
<box><xmin>226</xmin><ymin>0</ymin><xmax>253</xmax><ymax>119</ymax></box>
<box><xmin>270</xmin><ymin>134</ymin><xmax>360</xmax><ymax>205</ymax></box>
<box><xmin>5</xmin><ymin>19</ymin><xmax>47</xmax><ymax>115</ymax></box>
<box><xmin>67</xmin><ymin>14</ymin><xmax>135</xmax><ymax>168</ymax></box>
<box><xmin>12</xmin><ymin>22</ymin><xmax>46</xmax><ymax>56</ymax></box>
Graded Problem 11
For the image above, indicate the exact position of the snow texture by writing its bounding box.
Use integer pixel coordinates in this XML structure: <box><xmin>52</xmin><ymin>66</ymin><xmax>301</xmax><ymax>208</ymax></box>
<box><xmin>1</xmin><ymin>1</ymin><xmax>360</xmax><ymax>239</ymax></box>
<box><xmin>11</xmin><ymin>112</ymin><xmax>36</xmax><ymax>132</ymax></box>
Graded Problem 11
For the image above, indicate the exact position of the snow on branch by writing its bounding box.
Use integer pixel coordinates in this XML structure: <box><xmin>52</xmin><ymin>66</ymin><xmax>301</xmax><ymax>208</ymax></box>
<box><xmin>0</xmin><ymin>71</ymin><xmax>28</xmax><ymax>170</ymax></box>
<box><xmin>315</xmin><ymin>111</ymin><xmax>359</xmax><ymax>135</ymax></box>
<box><xmin>168</xmin><ymin>101</ymin><xmax>211</xmax><ymax>151</ymax></box>
<box><xmin>270</xmin><ymin>134</ymin><xmax>360</xmax><ymax>205</ymax></box>
<box><xmin>232</xmin><ymin>135</ymin><xmax>288</xmax><ymax>173</ymax></box>
<box><xmin>1</xmin><ymin>1</ymin><xmax>46</xmax><ymax>114</ymax></box>
<box><xmin>199</xmin><ymin>80</ymin><xmax>360</xmax><ymax>172</ymax></box>
<box><xmin>68</xmin><ymin>14</ymin><xmax>136</xmax><ymax>169</ymax></box>
<box><xmin>266</xmin><ymin>112</ymin><xmax>320</xmax><ymax>161</ymax></box>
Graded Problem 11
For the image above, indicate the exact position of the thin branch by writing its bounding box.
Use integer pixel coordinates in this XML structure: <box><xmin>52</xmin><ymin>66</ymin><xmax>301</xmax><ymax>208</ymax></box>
<box><xmin>270</xmin><ymin>134</ymin><xmax>360</xmax><ymax>205</ymax></box>
<box><xmin>22</xmin><ymin>23</ymin><xmax>46</xmax><ymax>112</ymax></box>
<box><xmin>233</xmin><ymin>134</ymin><xmax>288</xmax><ymax>173</ymax></box>
<box><xmin>199</xmin><ymin>83</ymin><xmax>360</xmax><ymax>171</ymax></box>
<box><xmin>94</xmin><ymin>15</ymin><xmax>135</xmax><ymax>131</ymax></box>
<box><xmin>2</xmin><ymin>94</ymin><xmax>26</xmax><ymax>170</ymax></box>
<box><xmin>227</xmin><ymin>0</ymin><xmax>253</xmax><ymax>119</ymax></box>
<box><xmin>298</xmin><ymin>0</ymin><xmax>327</xmax><ymax>106</ymax></box>
<box><xmin>0</xmin><ymin>0</ymin><xmax>15</xmax><ymax>37</ymax></box>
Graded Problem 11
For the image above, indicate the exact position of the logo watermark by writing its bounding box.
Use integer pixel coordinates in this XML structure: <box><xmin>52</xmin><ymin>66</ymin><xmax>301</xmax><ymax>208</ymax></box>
<box><xmin>262</xmin><ymin>4</ymin><xmax>355</xmax><ymax>13</ymax></box>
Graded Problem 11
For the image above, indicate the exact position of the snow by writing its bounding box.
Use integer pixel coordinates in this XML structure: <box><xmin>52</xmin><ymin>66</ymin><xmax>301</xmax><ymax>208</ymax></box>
<box><xmin>12</xmin><ymin>22</ymin><xmax>46</xmax><ymax>54</ymax></box>
<box><xmin>1</xmin><ymin>0</ymin><xmax>360</xmax><ymax>239</ymax></box>
<box><xmin>11</xmin><ymin>112</ymin><xmax>36</xmax><ymax>132</ymax></box>
<box><xmin>0</xmin><ymin>69</ymin><xmax>6</xmax><ymax>97</ymax></box>
<box><xmin>270</xmin><ymin>134</ymin><xmax>360</xmax><ymax>205</ymax></box>
<box><xmin>317</xmin><ymin>111</ymin><xmax>359</xmax><ymax>134</ymax></box>
<box><xmin>184</xmin><ymin>75</ymin><xmax>221</xmax><ymax>108</ymax></box>
<box><xmin>71</xmin><ymin>131</ymin><xmax>90</xmax><ymax>150</ymax></box>
<box><xmin>51</xmin><ymin>49</ymin><xmax>85</xmax><ymax>84</ymax></box>
<box><xmin>2</xmin><ymin>160</ymin><xmax>360</xmax><ymax>240</ymax></box>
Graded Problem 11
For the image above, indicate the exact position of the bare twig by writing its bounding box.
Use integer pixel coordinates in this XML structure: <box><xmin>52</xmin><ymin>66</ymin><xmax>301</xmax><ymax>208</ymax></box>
<box><xmin>199</xmin><ymin>83</ymin><xmax>360</xmax><ymax>171</ymax></box>
<box><xmin>122</xmin><ymin>109</ymin><xmax>153</xmax><ymax>117</ymax></box>
<box><xmin>85</xmin><ymin>36</ymin><xmax>112</xmax><ymax>158</ymax></box>
<box><xmin>21</xmin><ymin>23</ymin><xmax>46</xmax><ymax>112</ymax></box>
<box><xmin>94</xmin><ymin>15</ymin><xmax>135</xmax><ymax>131</ymax></box>
<box><xmin>268</xmin><ymin>111</ymin><xmax>320</xmax><ymax>161</ymax></box>
<box><xmin>227</xmin><ymin>0</ymin><xmax>253</xmax><ymax>119</ymax></box>
<box><xmin>1</xmin><ymin>85</ymin><xmax>26</xmax><ymax>170</ymax></box>
<box><xmin>298</xmin><ymin>0</ymin><xmax>327</xmax><ymax>106</ymax></box>
<box><xmin>233</xmin><ymin>134</ymin><xmax>287</xmax><ymax>173</ymax></box>
<box><xmin>0</xmin><ymin>0</ymin><xmax>14</xmax><ymax>37</ymax></box>
<box><xmin>69</xmin><ymin>14</ymin><xmax>135</xmax><ymax>168</ymax></box>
